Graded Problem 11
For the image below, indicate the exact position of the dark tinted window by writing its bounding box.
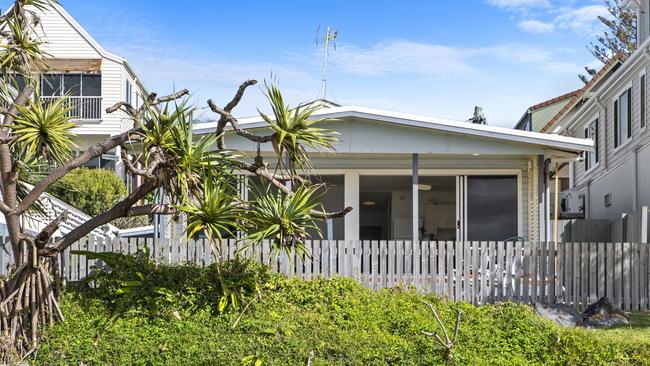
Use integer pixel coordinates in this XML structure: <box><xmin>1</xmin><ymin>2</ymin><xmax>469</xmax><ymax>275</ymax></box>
<box><xmin>82</xmin><ymin>74</ymin><xmax>101</xmax><ymax>96</ymax></box>
<box><xmin>467</xmin><ymin>176</ymin><xmax>518</xmax><ymax>241</ymax></box>
<box><xmin>63</xmin><ymin>74</ymin><xmax>81</xmax><ymax>96</ymax></box>
<box><xmin>42</xmin><ymin>74</ymin><xmax>62</xmax><ymax>96</ymax></box>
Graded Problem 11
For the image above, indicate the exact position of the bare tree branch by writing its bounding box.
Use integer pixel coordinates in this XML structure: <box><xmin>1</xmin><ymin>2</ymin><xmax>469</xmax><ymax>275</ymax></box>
<box><xmin>120</xmin><ymin>148</ymin><xmax>163</xmax><ymax>180</ymax></box>
<box><xmin>105</xmin><ymin>101</ymin><xmax>137</xmax><ymax>116</ymax></box>
<box><xmin>207</xmin><ymin>99</ymin><xmax>274</xmax><ymax>144</ymax></box>
<box><xmin>16</xmin><ymin>90</ymin><xmax>188</xmax><ymax>215</ymax></box>
<box><xmin>127</xmin><ymin>204</ymin><xmax>176</xmax><ymax>216</ymax></box>
<box><xmin>237</xmin><ymin>161</ymin><xmax>353</xmax><ymax>219</ymax></box>
<box><xmin>42</xmin><ymin>179</ymin><xmax>161</xmax><ymax>256</ymax></box>
<box><xmin>34</xmin><ymin>211</ymin><xmax>68</xmax><ymax>249</ymax></box>
<box><xmin>210</xmin><ymin>79</ymin><xmax>257</xmax><ymax>149</ymax></box>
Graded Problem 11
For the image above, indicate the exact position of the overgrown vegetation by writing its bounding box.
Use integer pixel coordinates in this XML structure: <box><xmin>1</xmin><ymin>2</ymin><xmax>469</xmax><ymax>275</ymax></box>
<box><xmin>31</xmin><ymin>259</ymin><xmax>650</xmax><ymax>365</ymax></box>
<box><xmin>69</xmin><ymin>250</ymin><xmax>270</xmax><ymax>317</ymax></box>
<box><xmin>0</xmin><ymin>0</ymin><xmax>349</xmax><ymax>357</ymax></box>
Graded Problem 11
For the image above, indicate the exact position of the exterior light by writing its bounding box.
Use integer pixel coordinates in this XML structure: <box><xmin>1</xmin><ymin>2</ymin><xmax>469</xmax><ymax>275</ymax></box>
<box><xmin>418</xmin><ymin>184</ymin><xmax>432</xmax><ymax>191</ymax></box>
<box><xmin>363</xmin><ymin>201</ymin><xmax>376</xmax><ymax>206</ymax></box>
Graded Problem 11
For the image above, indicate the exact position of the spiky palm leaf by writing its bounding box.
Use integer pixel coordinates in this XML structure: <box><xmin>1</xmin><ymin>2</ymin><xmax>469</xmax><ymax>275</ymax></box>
<box><xmin>9</xmin><ymin>94</ymin><xmax>77</xmax><ymax>164</ymax></box>
<box><xmin>179</xmin><ymin>175</ymin><xmax>242</xmax><ymax>257</ymax></box>
<box><xmin>0</xmin><ymin>15</ymin><xmax>46</xmax><ymax>75</ymax></box>
<box><xmin>243</xmin><ymin>184</ymin><xmax>325</xmax><ymax>261</ymax></box>
<box><xmin>137</xmin><ymin>100</ymin><xmax>239</xmax><ymax>204</ymax></box>
<box><xmin>259</xmin><ymin>82</ymin><xmax>338</xmax><ymax>174</ymax></box>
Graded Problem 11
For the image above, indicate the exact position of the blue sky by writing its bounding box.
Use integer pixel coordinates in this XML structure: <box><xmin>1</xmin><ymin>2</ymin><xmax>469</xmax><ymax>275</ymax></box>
<box><xmin>33</xmin><ymin>0</ymin><xmax>612</xmax><ymax>127</ymax></box>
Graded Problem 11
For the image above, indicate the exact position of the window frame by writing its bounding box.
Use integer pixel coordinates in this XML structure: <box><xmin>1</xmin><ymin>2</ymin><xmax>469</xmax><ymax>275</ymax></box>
<box><xmin>641</xmin><ymin>69</ymin><xmax>647</xmax><ymax>132</ymax></box>
<box><xmin>125</xmin><ymin>79</ymin><xmax>132</xmax><ymax>105</ymax></box>
<box><xmin>40</xmin><ymin>73</ymin><xmax>101</xmax><ymax>97</ymax></box>
<box><xmin>583</xmin><ymin>116</ymin><xmax>599</xmax><ymax>173</ymax></box>
<box><xmin>613</xmin><ymin>84</ymin><xmax>633</xmax><ymax>151</ymax></box>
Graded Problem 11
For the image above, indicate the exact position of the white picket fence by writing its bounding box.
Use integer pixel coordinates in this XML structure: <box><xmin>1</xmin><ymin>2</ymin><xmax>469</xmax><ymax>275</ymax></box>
<box><xmin>3</xmin><ymin>238</ymin><xmax>649</xmax><ymax>311</ymax></box>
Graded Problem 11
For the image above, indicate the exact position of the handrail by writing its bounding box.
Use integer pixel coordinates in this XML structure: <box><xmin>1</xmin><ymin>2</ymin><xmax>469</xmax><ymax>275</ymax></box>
<box><xmin>40</xmin><ymin>96</ymin><xmax>102</xmax><ymax>120</ymax></box>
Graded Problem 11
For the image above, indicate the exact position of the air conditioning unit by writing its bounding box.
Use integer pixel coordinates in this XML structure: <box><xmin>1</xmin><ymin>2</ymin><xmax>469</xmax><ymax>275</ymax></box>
<box><xmin>558</xmin><ymin>190</ymin><xmax>585</xmax><ymax>219</ymax></box>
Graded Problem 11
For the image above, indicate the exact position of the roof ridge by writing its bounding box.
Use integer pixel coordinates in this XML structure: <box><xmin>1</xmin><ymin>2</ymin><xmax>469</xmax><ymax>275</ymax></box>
<box><xmin>540</xmin><ymin>53</ymin><xmax>625</xmax><ymax>133</ymax></box>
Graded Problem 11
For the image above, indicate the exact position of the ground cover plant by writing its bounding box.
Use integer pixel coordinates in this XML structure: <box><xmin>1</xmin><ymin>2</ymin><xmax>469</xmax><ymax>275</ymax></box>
<box><xmin>31</xmin><ymin>256</ymin><xmax>650</xmax><ymax>366</ymax></box>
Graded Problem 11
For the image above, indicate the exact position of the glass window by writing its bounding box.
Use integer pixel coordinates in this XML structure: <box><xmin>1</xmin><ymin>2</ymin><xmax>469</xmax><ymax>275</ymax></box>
<box><xmin>63</xmin><ymin>74</ymin><xmax>81</xmax><ymax>96</ymax></box>
<box><xmin>82</xmin><ymin>74</ymin><xmax>101</xmax><ymax>96</ymax></box>
<box><xmin>641</xmin><ymin>74</ymin><xmax>646</xmax><ymax>130</ymax></box>
<box><xmin>125</xmin><ymin>80</ymin><xmax>132</xmax><ymax>104</ymax></box>
<box><xmin>615</xmin><ymin>88</ymin><xmax>632</xmax><ymax>148</ymax></box>
<box><xmin>42</xmin><ymin>74</ymin><xmax>62</xmax><ymax>96</ymax></box>
<box><xmin>467</xmin><ymin>176</ymin><xmax>518</xmax><ymax>241</ymax></box>
<box><xmin>584</xmin><ymin>119</ymin><xmax>598</xmax><ymax>171</ymax></box>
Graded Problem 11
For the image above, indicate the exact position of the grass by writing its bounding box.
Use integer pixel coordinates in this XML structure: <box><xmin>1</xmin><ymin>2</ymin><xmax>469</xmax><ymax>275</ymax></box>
<box><xmin>602</xmin><ymin>311</ymin><xmax>650</xmax><ymax>343</ymax></box>
<box><xmin>31</xmin><ymin>274</ymin><xmax>650</xmax><ymax>366</ymax></box>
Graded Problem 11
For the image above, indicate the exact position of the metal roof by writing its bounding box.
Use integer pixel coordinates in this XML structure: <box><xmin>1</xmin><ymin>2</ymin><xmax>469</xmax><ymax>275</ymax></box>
<box><xmin>194</xmin><ymin>105</ymin><xmax>593</xmax><ymax>153</ymax></box>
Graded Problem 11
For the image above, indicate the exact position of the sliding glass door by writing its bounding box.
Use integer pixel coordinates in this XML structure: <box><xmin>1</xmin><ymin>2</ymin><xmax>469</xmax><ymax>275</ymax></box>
<box><xmin>465</xmin><ymin>175</ymin><xmax>518</xmax><ymax>241</ymax></box>
<box><xmin>456</xmin><ymin>175</ymin><xmax>519</xmax><ymax>241</ymax></box>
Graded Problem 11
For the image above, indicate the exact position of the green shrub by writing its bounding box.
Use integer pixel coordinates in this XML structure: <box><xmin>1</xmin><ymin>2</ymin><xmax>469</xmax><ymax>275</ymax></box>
<box><xmin>35</xmin><ymin>274</ymin><xmax>650</xmax><ymax>365</ymax></box>
<box><xmin>49</xmin><ymin>167</ymin><xmax>126</xmax><ymax>216</ymax></box>
<box><xmin>73</xmin><ymin>251</ymin><xmax>271</xmax><ymax>317</ymax></box>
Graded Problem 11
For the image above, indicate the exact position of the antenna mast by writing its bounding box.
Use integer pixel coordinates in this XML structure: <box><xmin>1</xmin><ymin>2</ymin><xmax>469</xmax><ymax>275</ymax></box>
<box><xmin>319</xmin><ymin>26</ymin><xmax>337</xmax><ymax>100</ymax></box>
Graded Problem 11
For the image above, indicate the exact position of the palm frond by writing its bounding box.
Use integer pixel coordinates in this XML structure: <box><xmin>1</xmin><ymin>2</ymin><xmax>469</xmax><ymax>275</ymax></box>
<box><xmin>9</xmin><ymin>94</ymin><xmax>77</xmax><ymax>164</ymax></box>
<box><xmin>242</xmin><ymin>183</ymin><xmax>325</xmax><ymax>261</ymax></box>
<box><xmin>178</xmin><ymin>174</ymin><xmax>243</xmax><ymax>255</ymax></box>
<box><xmin>259</xmin><ymin>81</ymin><xmax>338</xmax><ymax>174</ymax></box>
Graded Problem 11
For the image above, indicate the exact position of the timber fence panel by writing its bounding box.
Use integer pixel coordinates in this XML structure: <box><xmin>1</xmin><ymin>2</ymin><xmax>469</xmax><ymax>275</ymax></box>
<box><xmin>436</xmin><ymin>241</ymin><xmax>443</xmax><ymax>297</ymax></box>
<box><xmin>446</xmin><ymin>241</ymin><xmax>454</xmax><ymax>300</ymax></box>
<box><xmin>598</xmin><ymin>243</ymin><xmax>605</xmax><ymax>301</ymax></box>
<box><xmin>31</xmin><ymin>237</ymin><xmax>650</xmax><ymax>310</ymax></box>
<box><xmin>624</xmin><ymin>242</ymin><xmax>631</xmax><ymax>310</ymax></box>
<box><xmin>379</xmin><ymin>241</ymin><xmax>388</xmax><ymax>289</ymax></box>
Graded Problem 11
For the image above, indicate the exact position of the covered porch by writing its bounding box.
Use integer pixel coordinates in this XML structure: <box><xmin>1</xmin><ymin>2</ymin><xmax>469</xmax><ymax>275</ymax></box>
<box><xmin>195</xmin><ymin>104</ymin><xmax>593</xmax><ymax>244</ymax></box>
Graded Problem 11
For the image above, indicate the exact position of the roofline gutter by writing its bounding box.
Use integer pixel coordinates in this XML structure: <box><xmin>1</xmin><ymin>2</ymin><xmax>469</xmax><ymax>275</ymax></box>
<box><xmin>195</xmin><ymin>107</ymin><xmax>593</xmax><ymax>152</ymax></box>
<box><xmin>560</xmin><ymin>39</ymin><xmax>650</xmax><ymax>128</ymax></box>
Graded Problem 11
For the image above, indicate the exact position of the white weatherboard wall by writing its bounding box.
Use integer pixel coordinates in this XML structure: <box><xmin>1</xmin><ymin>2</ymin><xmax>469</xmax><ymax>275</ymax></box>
<box><xmin>31</xmin><ymin>5</ymin><xmax>142</xmax><ymax>137</ymax></box>
<box><xmin>565</xmin><ymin>39</ymin><xmax>650</xmax><ymax>221</ymax></box>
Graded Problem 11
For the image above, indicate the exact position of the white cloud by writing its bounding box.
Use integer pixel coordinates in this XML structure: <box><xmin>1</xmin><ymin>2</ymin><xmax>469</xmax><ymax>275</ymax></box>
<box><xmin>518</xmin><ymin>19</ymin><xmax>556</xmax><ymax>33</ymax></box>
<box><xmin>330</xmin><ymin>40</ymin><xmax>476</xmax><ymax>77</ymax></box>
<box><xmin>555</xmin><ymin>5</ymin><xmax>609</xmax><ymax>35</ymax></box>
<box><xmin>487</xmin><ymin>0</ymin><xmax>550</xmax><ymax>8</ymax></box>
<box><xmin>327</xmin><ymin>40</ymin><xmax>579</xmax><ymax>78</ymax></box>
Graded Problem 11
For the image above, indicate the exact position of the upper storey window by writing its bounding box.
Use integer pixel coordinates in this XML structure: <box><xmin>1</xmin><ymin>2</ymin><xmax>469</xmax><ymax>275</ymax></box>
<box><xmin>41</xmin><ymin>74</ymin><xmax>102</xmax><ymax>120</ymax></box>
<box><xmin>614</xmin><ymin>87</ymin><xmax>632</xmax><ymax>148</ymax></box>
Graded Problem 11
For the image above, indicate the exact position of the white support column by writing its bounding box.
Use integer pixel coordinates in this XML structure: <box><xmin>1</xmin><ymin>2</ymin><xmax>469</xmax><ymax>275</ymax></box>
<box><xmin>412</xmin><ymin>154</ymin><xmax>419</xmax><ymax>242</ymax></box>
<box><xmin>114</xmin><ymin>145</ymin><xmax>124</xmax><ymax>178</ymax></box>
<box><xmin>642</xmin><ymin>206</ymin><xmax>648</xmax><ymax>244</ymax></box>
<box><xmin>326</xmin><ymin>219</ymin><xmax>334</xmax><ymax>240</ymax></box>
<box><xmin>344</xmin><ymin>171</ymin><xmax>359</xmax><ymax>241</ymax></box>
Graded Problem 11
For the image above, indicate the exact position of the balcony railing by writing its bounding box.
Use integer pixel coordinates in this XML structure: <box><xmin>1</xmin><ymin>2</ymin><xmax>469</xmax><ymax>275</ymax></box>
<box><xmin>41</xmin><ymin>96</ymin><xmax>102</xmax><ymax>121</ymax></box>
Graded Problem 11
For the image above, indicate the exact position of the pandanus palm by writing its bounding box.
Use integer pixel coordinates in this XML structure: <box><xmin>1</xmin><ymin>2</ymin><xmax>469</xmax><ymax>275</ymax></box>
<box><xmin>259</xmin><ymin>82</ymin><xmax>338</xmax><ymax>175</ymax></box>
<box><xmin>0</xmin><ymin>0</ymin><xmax>351</xmax><ymax>359</ymax></box>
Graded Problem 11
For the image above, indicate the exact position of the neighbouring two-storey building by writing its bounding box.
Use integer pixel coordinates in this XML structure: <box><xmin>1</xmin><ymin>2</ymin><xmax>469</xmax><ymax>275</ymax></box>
<box><xmin>514</xmin><ymin>0</ymin><xmax>650</xmax><ymax>241</ymax></box>
<box><xmin>0</xmin><ymin>3</ymin><xmax>149</xmax><ymax>239</ymax></box>
<box><xmin>28</xmin><ymin>3</ymin><xmax>147</xmax><ymax>184</ymax></box>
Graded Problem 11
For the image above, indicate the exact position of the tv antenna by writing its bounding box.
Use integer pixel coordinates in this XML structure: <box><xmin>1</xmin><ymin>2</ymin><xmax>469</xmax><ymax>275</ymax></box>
<box><xmin>316</xmin><ymin>25</ymin><xmax>337</xmax><ymax>100</ymax></box>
